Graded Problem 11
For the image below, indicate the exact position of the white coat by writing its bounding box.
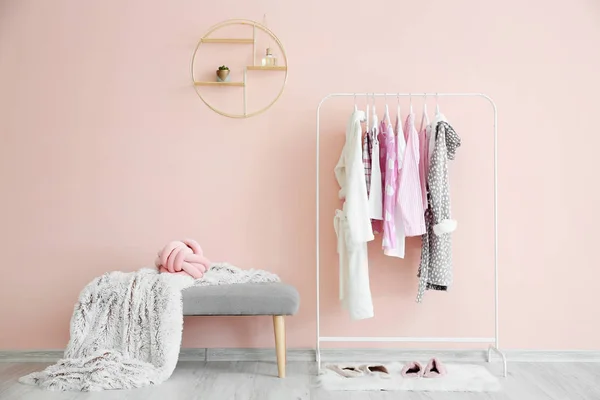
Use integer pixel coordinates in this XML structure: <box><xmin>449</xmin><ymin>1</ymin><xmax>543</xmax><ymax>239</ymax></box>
<box><xmin>334</xmin><ymin>110</ymin><xmax>375</xmax><ymax>320</ymax></box>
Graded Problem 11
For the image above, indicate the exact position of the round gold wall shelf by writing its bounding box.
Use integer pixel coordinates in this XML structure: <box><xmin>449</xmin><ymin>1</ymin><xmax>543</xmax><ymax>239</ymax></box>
<box><xmin>190</xmin><ymin>19</ymin><xmax>288</xmax><ymax>118</ymax></box>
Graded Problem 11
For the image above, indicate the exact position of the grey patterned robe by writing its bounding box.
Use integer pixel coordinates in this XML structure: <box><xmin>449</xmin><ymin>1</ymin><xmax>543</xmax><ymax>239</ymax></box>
<box><xmin>417</xmin><ymin>121</ymin><xmax>461</xmax><ymax>303</ymax></box>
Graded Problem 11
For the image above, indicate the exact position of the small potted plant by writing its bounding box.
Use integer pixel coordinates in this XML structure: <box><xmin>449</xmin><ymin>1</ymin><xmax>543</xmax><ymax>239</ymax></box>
<box><xmin>216</xmin><ymin>65</ymin><xmax>230</xmax><ymax>82</ymax></box>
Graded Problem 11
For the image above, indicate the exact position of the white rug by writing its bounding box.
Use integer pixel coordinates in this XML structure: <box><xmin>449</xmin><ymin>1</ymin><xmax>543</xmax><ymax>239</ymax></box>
<box><xmin>318</xmin><ymin>362</ymin><xmax>501</xmax><ymax>392</ymax></box>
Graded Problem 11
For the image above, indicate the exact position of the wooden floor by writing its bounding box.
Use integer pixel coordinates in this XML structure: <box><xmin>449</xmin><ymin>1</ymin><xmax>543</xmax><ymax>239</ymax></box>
<box><xmin>1</xmin><ymin>361</ymin><xmax>599</xmax><ymax>399</ymax></box>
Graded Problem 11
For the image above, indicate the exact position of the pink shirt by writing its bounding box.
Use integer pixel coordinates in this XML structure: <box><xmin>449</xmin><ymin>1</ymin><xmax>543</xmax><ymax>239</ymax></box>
<box><xmin>379</xmin><ymin>118</ymin><xmax>397</xmax><ymax>250</ymax></box>
<box><xmin>397</xmin><ymin>112</ymin><xmax>426</xmax><ymax>236</ymax></box>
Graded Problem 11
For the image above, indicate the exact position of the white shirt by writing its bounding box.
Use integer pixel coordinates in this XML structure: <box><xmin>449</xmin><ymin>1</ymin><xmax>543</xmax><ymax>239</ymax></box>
<box><xmin>367</xmin><ymin>109</ymin><xmax>383</xmax><ymax>221</ymax></box>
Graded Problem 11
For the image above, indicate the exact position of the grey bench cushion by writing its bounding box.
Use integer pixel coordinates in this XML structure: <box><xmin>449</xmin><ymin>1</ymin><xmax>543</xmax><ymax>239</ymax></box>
<box><xmin>182</xmin><ymin>283</ymin><xmax>300</xmax><ymax>316</ymax></box>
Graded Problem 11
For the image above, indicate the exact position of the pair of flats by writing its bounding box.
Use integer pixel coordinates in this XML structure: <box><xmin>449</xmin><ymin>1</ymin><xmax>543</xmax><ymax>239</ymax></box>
<box><xmin>401</xmin><ymin>358</ymin><xmax>446</xmax><ymax>378</ymax></box>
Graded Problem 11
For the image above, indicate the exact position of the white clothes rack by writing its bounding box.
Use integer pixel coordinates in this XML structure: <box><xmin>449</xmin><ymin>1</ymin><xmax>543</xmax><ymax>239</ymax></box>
<box><xmin>315</xmin><ymin>92</ymin><xmax>507</xmax><ymax>377</ymax></box>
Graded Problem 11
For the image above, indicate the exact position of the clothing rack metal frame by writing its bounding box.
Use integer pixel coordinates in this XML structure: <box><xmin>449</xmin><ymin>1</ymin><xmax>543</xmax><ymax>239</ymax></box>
<box><xmin>315</xmin><ymin>92</ymin><xmax>507</xmax><ymax>377</ymax></box>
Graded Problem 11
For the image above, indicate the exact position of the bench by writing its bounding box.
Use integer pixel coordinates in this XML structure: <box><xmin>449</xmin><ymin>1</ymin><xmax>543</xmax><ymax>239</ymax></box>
<box><xmin>182</xmin><ymin>282</ymin><xmax>300</xmax><ymax>378</ymax></box>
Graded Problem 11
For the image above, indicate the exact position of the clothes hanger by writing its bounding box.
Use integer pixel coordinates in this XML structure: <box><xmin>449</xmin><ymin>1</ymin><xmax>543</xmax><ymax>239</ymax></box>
<box><xmin>409</xmin><ymin>93</ymin><xmax>413</xmax><ymax>114</ymax></box>
<box><xmin>366</xmin><ymin>93</ymin><xmax>370</xmax><ymax>128</ymax></box>
<box><xmin>384</xmin><ymin>93</ymin><xmax>390</xmax><ymax>125</ymax></box>
<box><xmin>354</xmin><ymin>93</ymin><xmax>366</xmax><ymax>122</ymax></box>
<box><xmin>396</xmin><ymin>94</ymin><xmax>402</xmax><ymax>135</ymax></box>
<box><xmin>435</xmin><ymin>92</ymin><xmax>440</xmax><ymax>114</ymax></box>
<box><xmin>421</xmin><ymin>93</ymin><xmax>430</xmax><ymax>131</ymax></box>
<box><xmin>371</xmin><ymin>93</ymin><xmax>378</xmax><ymax>142</ymax></box>
<box><xmin>371</xmin><ymin>93</ymin><xmax>377</xmax><ymax>127</ymax></box>
<box><xmin>371</xmin><ymin>93</ymin><xmax>379</xmax><ymax>128</ymax></box>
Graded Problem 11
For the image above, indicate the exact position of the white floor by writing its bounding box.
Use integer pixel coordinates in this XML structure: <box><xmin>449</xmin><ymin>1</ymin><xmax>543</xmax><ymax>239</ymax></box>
<box><xmin>1</xmin><ymin>361</ymin><xmax>599</xmax><ymax>399</ymax></box>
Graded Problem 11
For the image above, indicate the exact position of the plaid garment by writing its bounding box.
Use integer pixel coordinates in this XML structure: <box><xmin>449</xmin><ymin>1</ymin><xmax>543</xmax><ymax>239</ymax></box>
<box><xmin>362</xmin><ymin>129</ymin><xmax>373</xmax><ymax>196</ymax></box>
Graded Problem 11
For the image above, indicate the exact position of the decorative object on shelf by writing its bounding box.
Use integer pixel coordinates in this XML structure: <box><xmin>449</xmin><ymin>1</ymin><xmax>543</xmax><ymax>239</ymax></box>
<box><xmin>216</xmin><ymin>65</ymin><xmax>230</xmax><ymax>82</ymax></box>
<box><xmin>261</xmin><ymin>48</ymin><xmax>277</xmax><ymax>67</ymax></box>
<box><xmin>191</xmin><ymin>18</ymin><xmax>288</xmax><ymax>118</ymax></box>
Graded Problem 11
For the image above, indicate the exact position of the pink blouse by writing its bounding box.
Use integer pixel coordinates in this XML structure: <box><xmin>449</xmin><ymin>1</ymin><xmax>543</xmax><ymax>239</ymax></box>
<box><xmin>397</xmin><ymin>112</ymin><xmax>426</xmax><ymax>236</ymax></box>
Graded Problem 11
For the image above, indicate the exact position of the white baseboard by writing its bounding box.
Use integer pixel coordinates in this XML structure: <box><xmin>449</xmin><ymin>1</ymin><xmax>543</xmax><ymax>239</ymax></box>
<box><xmin>202</xmin><ymin>349</ymin><xmax>600</xmax><ymax>363</ymax></box>
<box><xmin>2</xmin><ymin>348</ymin><xmax>599</xmax><ymax>363</ymax></box>
<box><xmin>0</xmin><ymin>350</ymin><xmax>63</xmax><ymax>363</ymax></box>
<box><xmin>498</xmin><ymin>350</ymin><xmax>600</xmax><ymax>362</ymax></box>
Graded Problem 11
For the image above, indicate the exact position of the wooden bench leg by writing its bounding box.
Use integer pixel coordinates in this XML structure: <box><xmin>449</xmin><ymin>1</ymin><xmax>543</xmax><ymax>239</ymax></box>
<box><xmin>273</xmin><ymin>315</ymin><xmax>286</xmax><ymax>378</ymax></box>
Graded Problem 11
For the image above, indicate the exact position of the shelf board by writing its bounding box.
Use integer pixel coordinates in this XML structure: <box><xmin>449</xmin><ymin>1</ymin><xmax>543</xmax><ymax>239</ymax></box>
<box><xmin>201</xmin><ymin>38</ymin><xmax>253</xmax><ymax>44</ymax></box>
<box><xmin>194</xmin><ymin>81</ymin><xmax>245</xmax><ymax>87</ymax></box>
<box><xmin>246</xmin><ymin>66</ymin><xmax>287</xmax><ymax>71</ymax></box>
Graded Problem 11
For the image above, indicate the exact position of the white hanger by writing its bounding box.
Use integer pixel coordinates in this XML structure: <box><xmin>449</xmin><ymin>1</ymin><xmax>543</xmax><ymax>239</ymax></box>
<box><xmin>395</xmin><ymin>94</ymin><xmax>402</xmax><ymax>137</ymax></box>
<box><xmin>384</xmin><ymin>93</ymin><xmax>391</xmax><ymax>125</ymax></box>
<box><xmin>372</xmin><ymin>93</ymin><xmax>377</xmax><ymax>118</ymax></box>
<box><xmin>354</xmin><ymin>93</ymin><xmax>366</xmax><ymax>122</ymax></box>
<box><xmin>371</xmin><ymin>93</ymin><xmax>379</xmax><ymax>143</ymax></box>
<box><xmin>409</xmin><ymin>93</ymin><xmax>413</xmax><ymax>114</ymax></box>
<box><xmin>366</xmin><ymin>94</ymin><xmax>370</xmax><ymax>128</ymax></box>
<box><xmin>385</xmin><ymin>104</ymin><xmax>390</xmax><ymax>123</ymax></box>
<box><xmin>435</xmin><ymin>92</ymin><xmax>440</xmax><ymax>114</ymax></box>
<box><xmin>420</xmin><ymin>94</ymin><xmax>430</xmax><ymax>131</ymax></box>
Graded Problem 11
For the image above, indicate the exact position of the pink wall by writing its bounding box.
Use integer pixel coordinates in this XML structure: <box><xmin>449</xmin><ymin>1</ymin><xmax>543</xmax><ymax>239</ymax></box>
<box><xmin>1</xmin><ymin>0</ymin><xmax>599</xmax><ymax>351</ymax></box>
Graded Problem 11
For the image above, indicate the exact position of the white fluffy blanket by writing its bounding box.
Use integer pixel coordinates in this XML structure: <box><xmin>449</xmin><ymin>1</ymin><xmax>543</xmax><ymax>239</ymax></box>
<box><xmin>20</xmin><ymin>263</ymin><xmax>279</xmax><ymax>391</ymax></box>
<box><xmin>196</xmin><ymin>262</ymin><xmax>280</xmax><ymax>286</ymax></box>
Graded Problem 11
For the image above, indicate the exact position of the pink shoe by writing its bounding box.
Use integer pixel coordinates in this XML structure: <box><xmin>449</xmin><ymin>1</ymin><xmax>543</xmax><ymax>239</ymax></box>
<box><xmin>401</xmin><ymin>361</ymin><xmax>423</xmax><ymax>378</ymax></box>
<box><xmin>423</xmin><ymin>358</ymin><xmax>447</xmax><ymax>378</ymax></box>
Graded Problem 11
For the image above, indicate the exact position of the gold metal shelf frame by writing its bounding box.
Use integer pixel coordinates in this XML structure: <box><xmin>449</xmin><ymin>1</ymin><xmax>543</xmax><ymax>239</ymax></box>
<box><xmin>191</xmin><ymin>19</ymin><xmax>288</xmax><ymax>118</ymax></box>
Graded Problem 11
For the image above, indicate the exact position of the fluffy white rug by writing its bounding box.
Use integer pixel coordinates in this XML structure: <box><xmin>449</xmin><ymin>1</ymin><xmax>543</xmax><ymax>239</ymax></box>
<box><xmin>20</xmin><ymin>264</ymin><xmax>280</xmax><ymax>391</ymax></box>
<box><xmin>318</xmin><ymin>362</ymin><xmax>501</xmax><ymax>392</ymax></box>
